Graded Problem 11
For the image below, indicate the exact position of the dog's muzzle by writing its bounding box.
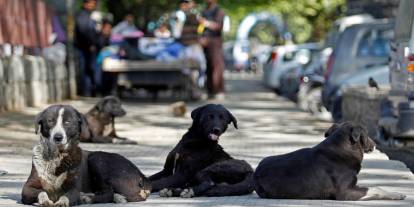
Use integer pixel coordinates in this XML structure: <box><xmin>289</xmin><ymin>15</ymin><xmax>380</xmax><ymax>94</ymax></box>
<box><xmin>53</xmin><ymin>133</ymin><xmax>64</xmax><ymax>143</ymax></box>
<box><xmin>209</xmin><ymin>128</ymin><xmax>222</xmax><ymax>141</ymax></box>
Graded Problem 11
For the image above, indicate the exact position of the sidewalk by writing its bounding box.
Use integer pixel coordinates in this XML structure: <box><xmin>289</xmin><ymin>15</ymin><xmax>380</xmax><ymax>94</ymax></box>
<box><xmin>0</xmin><ymin>73</ymin><xmax>413</xmax><ymax>206</ymax></box>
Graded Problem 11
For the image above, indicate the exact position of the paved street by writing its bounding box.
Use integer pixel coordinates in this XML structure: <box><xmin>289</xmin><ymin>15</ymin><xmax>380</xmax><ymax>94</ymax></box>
<box><xmin>1</xmin><ymin>73</ymin><xmax>414</xmax><ymax>206</ymax></box>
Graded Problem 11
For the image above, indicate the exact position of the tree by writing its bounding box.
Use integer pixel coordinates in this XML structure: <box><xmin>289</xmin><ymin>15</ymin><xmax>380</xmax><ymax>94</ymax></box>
<box><xmin>102</xmin><ymin>0</ymin><xmax>346</xmax><ymax>43</ymax></box>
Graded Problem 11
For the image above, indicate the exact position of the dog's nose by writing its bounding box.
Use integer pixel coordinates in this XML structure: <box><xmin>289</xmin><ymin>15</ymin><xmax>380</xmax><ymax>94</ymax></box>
<box><xmin>53</xmin><ymin>134</ymin><xmax>64</xmax><ymax>142</ymax></box>
<box><xmin>212</xmin><ymin>128</ymin><xmax>221</xmax><ymax>135</ymax></box>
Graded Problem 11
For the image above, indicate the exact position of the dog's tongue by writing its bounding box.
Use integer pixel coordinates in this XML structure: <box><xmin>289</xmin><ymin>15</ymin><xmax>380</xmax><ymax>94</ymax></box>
<box><xmin>209</xmin><ymin>134</ymin><xmax>219</xmax><ymax>141</ymax></box>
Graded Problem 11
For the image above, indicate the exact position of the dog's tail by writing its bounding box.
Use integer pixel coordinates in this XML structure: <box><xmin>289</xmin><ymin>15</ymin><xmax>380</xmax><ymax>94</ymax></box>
<box><xmin>203</xmin><ymin>173</ymin><xmax>255</xmax><ymax>197</ymax></box>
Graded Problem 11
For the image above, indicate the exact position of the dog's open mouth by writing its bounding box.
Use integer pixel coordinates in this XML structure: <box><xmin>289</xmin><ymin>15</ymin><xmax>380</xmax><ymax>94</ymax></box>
<box><xmin>209</xmin><ymin>134</ymin><xmax>220</xmax><ymax>141</ymax></box>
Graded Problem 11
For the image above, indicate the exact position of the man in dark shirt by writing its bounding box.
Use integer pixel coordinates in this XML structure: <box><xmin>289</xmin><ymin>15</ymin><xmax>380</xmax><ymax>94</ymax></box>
<box><xmin>201</xmin><ymin>0</ymin><xmax>226</xmax><ymax>99</ymax></box>
<box><xmin>74</xmin><ymin>0</ymin><xmax>99</xmax><ymax>96</ymax></box>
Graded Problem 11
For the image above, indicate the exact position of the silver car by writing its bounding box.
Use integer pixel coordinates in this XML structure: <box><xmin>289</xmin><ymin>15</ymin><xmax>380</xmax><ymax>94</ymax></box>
<box><xmin>263</xmin><ymin>43</ymin><xmax>321</xmax><ymax>92</ymax></box>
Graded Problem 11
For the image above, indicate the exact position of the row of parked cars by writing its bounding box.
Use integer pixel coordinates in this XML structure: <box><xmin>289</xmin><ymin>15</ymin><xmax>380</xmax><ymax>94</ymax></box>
<box><xmin>263</xmin><ymin>0</ymin><xmax>414</xmax><ymax>146</ymax></box>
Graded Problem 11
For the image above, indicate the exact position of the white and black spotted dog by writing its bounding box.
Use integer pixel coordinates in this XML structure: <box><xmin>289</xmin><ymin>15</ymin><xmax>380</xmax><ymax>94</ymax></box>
<box><xmin>21</xmin><ymin>105</ymin><xmax>89</xmax><ymax>206</ymax></box>
<box><xmin>21</xmin><ymin>105</ymin><xmax>152</xmax><ymax>206</ymax></box>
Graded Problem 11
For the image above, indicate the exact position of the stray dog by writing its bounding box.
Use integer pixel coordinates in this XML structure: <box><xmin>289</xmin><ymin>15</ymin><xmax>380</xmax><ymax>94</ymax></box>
<box><xmin>21</xmin><ymin>105</ymin><xmax>91</xmax><ymax>206</ymax></box>
<box><xmin>86</xmin><ymin>151</ymin><xmax>152</xmax><ymax>204</ymax></box>
<box><xmin>80</xmin><ymin>96</ymin><xmax>136</xmax><ymax>144</ymax></box>
<box><xmin>253</xmin><ymin>122</ymin><xmax>406</xmax><ymax>200</ymax></box>
<box><xmin>149</xmin><ymin>104</ymin><xmax>254</xmax><ymax>198</ymax></box>
<box><xmin>21</xmin><ymin>105</ymin><xmax>150</xmax><ymax>206</ymax></box>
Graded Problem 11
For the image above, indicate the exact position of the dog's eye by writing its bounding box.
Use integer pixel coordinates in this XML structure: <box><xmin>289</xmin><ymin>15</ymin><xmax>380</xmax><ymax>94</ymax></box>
<box><xmin>64</xmin><ymin>120</ymin><xmax>71</xmax><ymax>125</ymax></box>
<box><xmin>219</xmin><ymin>115</ymin><xmax>224</xmax><ymax>120</ymax></box>
<box><xmin>208</xmin><ymin>114</ymin><xmax>214</xmax><ymax>119</ymax></box>
<box><xmin>47</xmin><ymin>119</ymin><xmax>55</xmax><ymax>124</ymax></box>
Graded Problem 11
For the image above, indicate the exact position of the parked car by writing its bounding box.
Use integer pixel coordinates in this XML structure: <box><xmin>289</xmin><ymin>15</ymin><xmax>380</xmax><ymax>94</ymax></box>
<box><xmin>325</xmin><ymin>14</ymin><xmax>376</xmax><ymax>49</ymax></box>
<box><xmin>296</xmin><ymin>48</ymin><xmax>332</xmax><ymax>120</ymax></box>
<box><xmin>295</xmin><ymin>15</ymin><xmax>376</xmax><ymax>119</ymax></box>
<box><xmin>378</xmin><ymin>0</ymin><xmax>414</xmax><ymax>145</ymax></box>
<box><xmin>249</xmin><ymin>43</ymin><xmax>272</xmax><ymax>73</ymax></box>
<box><xmin>279</xmin><ymin>48</ymin><xmax>322</xmax><ymax>102</ymax></box>
<box><xmin>322</xmin><ymin>20</ymin><xmax>394</xmax><ymax>121</ymax></box>
<box><xmin>263</xmin><ymin>43</ymin><xmax>321</xmax><ymax>92</ymax></box>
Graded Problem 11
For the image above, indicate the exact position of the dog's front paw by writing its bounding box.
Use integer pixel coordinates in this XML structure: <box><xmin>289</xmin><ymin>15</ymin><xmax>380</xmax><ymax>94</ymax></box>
<box><xmin>180</xmin><ymin>188</ymin><xmax>194</xmax><ymax>198</ymax></box>
<box><xmin>112</xmin><ymin>138</ymin><xmax>137</xmax><ymax>145</ymax></box>
<box><xmin>159</xmin><ymin>188</ymin><xmax>173</xmax><ymax>197</ymax></box>
<box><xmin>38</xmin><ymin>192</ymin><xmax>54</xmax><ymax>207</ymax></box>
<box><xmin>387</xmin><ymin>192</ymin><xmax>406</xmax><ymax>200</ymax></box>
<box><xmin>138</xmin><ymin>189</ymin><xmax>151</xmax><ymax>200</ymax></box>
<box><xmin>114</xmin><ymin>193</ymin><xmax>127</xmax><ymax>203</ymax></box>
<box><xmin>80</xmin><ymin>192</ymin><xmax>95</xmax><ymax>204</ymax></box>
<box><xmin>53</xmin><ymin>196</ymin><xmax>69</xmax><ymax>207</ymax></box>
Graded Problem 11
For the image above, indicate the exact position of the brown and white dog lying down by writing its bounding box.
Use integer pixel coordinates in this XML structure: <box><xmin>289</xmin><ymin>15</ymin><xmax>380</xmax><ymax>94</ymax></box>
<box><xmin>253</xmin><ymin>122</ymin><xmax>406</xmax><ymax>201</ymax></box>
<box><xmin>21</xmin><ymin>105</ymin><xmax>151</xmax><ymax>206</ymax></box>
<box><xmin>80</xmin><ymin>96</ymin><xmax>137</xmax><ymax>144</ymax></box>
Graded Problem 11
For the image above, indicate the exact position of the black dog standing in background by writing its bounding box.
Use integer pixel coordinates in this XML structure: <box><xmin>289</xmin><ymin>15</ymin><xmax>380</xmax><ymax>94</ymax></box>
<box><xmin>21</xmin><ymin>105</ymin><xmax>151</xmax><ymax>206</ymax></box>
<box><xmin>253</xmin><ymin>122</ymin><xmax>406</xmax><ymax>201</ymax></box>
<box><xmin>149</xmin><ymin>104</ymin><xmax>254</xmax><ymax>198</ymax></box>
<box><xmin>80</xmin><ymin>96</ymin><xmax>137</xmax><ymax>144</ymax></box>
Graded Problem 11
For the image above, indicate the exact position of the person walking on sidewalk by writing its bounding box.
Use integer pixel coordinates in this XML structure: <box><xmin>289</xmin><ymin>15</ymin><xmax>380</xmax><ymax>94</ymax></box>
<box><xmin>200</xmin><ymin>0</ymin><xmax>226</xmax><ymax>100</ymax></box>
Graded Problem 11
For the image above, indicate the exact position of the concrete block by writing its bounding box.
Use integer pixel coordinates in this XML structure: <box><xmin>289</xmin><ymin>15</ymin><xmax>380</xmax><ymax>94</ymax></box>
<box><xmin>3</xmin><ymin>56</ymin><xmax>27</xmax><ymax>111</ymax></box>
<box><xmin>342</xmin><ymin>86</ymin><xmax>390</xmax><ymax>138</ymax></box>
<box><xmin>23</xmin><ymin>56</ymin><xmax>48</xmax><ymax>107</ymax></box>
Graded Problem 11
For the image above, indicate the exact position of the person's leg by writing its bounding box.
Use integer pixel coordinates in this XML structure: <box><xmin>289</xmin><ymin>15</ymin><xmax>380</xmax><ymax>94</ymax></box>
<box><xmin>91</xmin><ymin>52</ymin><xmax>102</xmax><ymax>96</ymax></box>
<box><xmin>204</xmin><ymin>46</ymin><xmax>214</xmax><ymax>96</ymax></box>
<box><xmin>79</xmin><ymin>50</ymin><xmax>92</xmax><ymax>97</ymax></box>
<box><xmin>210</xmin><ymin>39</ymin><xmax>225</xmax><ymax>95</ymax></box>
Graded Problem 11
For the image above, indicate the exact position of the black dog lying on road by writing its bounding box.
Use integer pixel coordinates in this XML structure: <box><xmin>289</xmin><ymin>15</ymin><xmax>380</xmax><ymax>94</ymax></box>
<box><xmin>253</xmin><ymin>122</ymin><xmax>406</xmax><ymax>200</ymax></box>
<box><xmin>21</xmin><ymin>105</ymin><xmax>150</xmax><ymax>206</ymax></box>
<box><xmin>80</xmin><ymin>96</ymin><xmax>136</xmax><ymax>144</ymax></box>
<box><xmin>149</xmin><ymin>104</ymin><xmax>254</xmax><ymax>198</ymax></box>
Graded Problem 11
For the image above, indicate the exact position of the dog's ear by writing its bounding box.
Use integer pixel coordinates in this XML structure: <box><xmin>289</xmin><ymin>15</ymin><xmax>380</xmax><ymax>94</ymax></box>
<box><xmin>95</xmin><ymin>98</ymin><xmax>106</xmax><ymax>112</ymax></box>
<box><xmin>34</xmin><ymin>111</ymin><xmax>44</xmax><ymax>134</ymax></box>
<box><xmin>226</xmin><ymin>108</ymin><xmax>238</xmax><ymax>129</ymax></box>
<box><xmin>351</xmin><ymin>125</ymin><xmax>364</xmax><ymax>143</ymax></box>
<box><xmin>191</xmin><ymin>105</ymin><xmax>206</xmax><ymax>122</ymax></box>
<box><xmin>324</xmin><ymin>123</ymin><xmax>340</xmax><ymax>138</ymax></box>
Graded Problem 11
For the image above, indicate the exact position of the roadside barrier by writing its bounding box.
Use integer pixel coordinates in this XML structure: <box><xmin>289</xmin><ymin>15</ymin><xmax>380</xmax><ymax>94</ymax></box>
<box><xmin>0</xmin><ymin>55</ymin><xmax>74</xmax><ymax>112</ymax></box>
<box><xmin>342</xmin><ymin>86</ymin><xmax>390</xmax><ymax>138</ymax></box>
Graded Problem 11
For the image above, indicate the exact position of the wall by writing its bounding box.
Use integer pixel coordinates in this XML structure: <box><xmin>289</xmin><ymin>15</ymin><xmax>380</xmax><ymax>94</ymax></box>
<box><xmin>0</xmin><ymin>56</ymin><xmax>76</xmax><ymax>112</ymax></box>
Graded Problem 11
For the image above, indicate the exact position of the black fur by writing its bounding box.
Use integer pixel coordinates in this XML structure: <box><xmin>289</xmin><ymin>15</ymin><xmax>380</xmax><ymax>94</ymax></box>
<box><xmin>149</xmin><ymin>104</ymin><xmax>254</xmax><ymax>197</ymax></box>
<box><xmin>253</xmin><ymin>122</ymin><xmax>376</xmax><ymax>200</ymax></box>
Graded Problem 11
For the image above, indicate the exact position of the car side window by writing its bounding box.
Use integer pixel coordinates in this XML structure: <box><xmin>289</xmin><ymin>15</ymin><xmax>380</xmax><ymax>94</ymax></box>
<box><xmin>357</xmin><ymin>29</ymin><xmax>392</xmax><ymax>58</ymax></box>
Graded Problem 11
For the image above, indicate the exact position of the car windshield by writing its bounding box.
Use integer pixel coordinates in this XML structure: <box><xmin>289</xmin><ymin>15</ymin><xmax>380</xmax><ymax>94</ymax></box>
<box><xmin>357</xmin><ymin>29</ymin><xmax>392</xmax><ymax>57</ymax></box>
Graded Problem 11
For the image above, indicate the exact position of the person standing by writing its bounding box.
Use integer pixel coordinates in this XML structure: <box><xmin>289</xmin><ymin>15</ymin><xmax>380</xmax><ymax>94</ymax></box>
<box><xmin>74</xmin><ymin>0</ymin><xmax>100</xmax><ymax>96</ymax></box>
<box><xmin>201</xmin><ymin>0</ymin><xmax>226</xmax><ymax>99</ymax></box>
<box><xmin>112</xmin><ymin>14</ymin><xmax>138</xmax><ymax>36</ymax></box>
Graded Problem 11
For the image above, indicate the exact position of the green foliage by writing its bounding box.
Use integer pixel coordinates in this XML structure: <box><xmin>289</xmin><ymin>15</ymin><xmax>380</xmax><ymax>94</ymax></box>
<box><xmin>219</xmin><ymin>0</ymin><xmax>346</xmax><ymax>43</ymax></box>
<box><xmin>101</xmin><ymin>0</ymin><xmax>346</xmax><ymax>43</ymax></box>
